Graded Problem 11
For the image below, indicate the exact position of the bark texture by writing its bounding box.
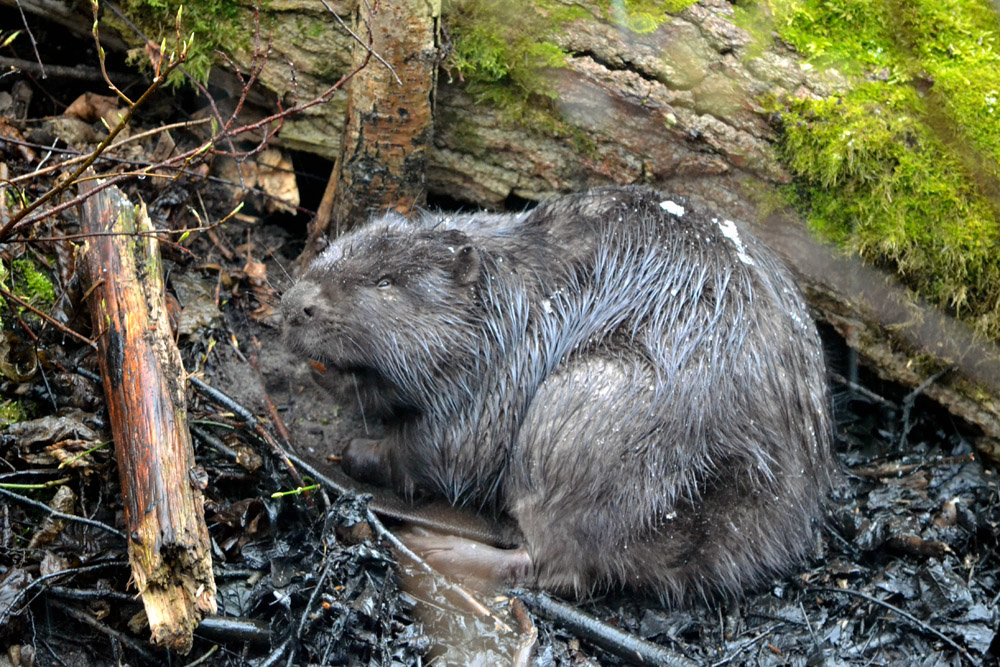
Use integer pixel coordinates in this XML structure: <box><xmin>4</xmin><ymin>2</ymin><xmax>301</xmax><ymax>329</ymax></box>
<box><xmin>80</xmin><ymin>184</ymin><xmax>216</xmax><ymax>654</ymax></box>
<box><xmin>755</xmin><ymin>211</ymin><xmax>1000</xmax><ymax>461</ymax></box>
<box><xmin>304</xmin><ymin>0</ymin><xmax>439</xmax><ymax>262</ymax></box>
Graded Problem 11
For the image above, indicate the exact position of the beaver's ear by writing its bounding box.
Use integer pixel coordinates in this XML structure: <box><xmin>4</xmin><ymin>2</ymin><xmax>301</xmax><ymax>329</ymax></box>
<box><xmin>451</xmin><ymin>245</ymin><xmax>481</xmax><ymax>285</ymax></box>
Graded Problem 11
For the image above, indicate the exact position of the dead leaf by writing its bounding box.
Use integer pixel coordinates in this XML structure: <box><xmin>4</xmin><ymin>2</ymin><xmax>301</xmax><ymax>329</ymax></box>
<box><xmin>243</xmin><ymin>260</ymin><xmax>267</xmax><ymax>287</ymax></box>
<box><xmin>40</xmin><ymin>117</ymin><xmax>101</xmax><ymax>147</ymax></box>
<box><xmin>6</xmin><ymin>410</ymin><xmax>102</xmax><ymax>465</ymax></box>
<box><xmin>28</xmin><ymin>485</ymin><xmax>77</xmax><ymax>549</ymax></box>
<box><xmin>243</xmin><ymin>259</ymin><xmax>278</xmax><ymax>320</ymax></box>
<box><xmin>0</xmin><ymin>569</ymin><xmax>32</xmax><ymax>620</ymax></box>
<box><xmin>0</xmin><ymin>331</ymin><xmax>38</xmax><ymax>382</ymax></box>
<box><xmin>0</xmin><ymin>117</ymin><xmax>35</xmax><ymax>161</ymax></box>
<box><xmin>39</xmin><ymin>551</ymin><xmax>71</xmax><ymax>577</ymax></box>
<box><xmin>257</xmin><ymin>149</ymin><xmax>300</xmax><ymax>214</ymax></box>
<box><xmin>209</xmin><ymin>498</ymin><xmax>270</xmax><ymax>557</ymax></box>
<box><xmin>151</xmin><ymin>130</ymin><xmax>176</xmax><ymax>164</ymax></box>
<box><xmin>144</xmin><ymin>39</ymin><xmax>163</xmax><ymax>73</ymax></box>
<box><xmin>234</xmin><ymin>445</ymin><xmax>263</xmax><ymax>473</ymax></box>
<box><xmin>213</xmin><ymin>156</ymin><xmax>258</xmax><ymax>206</ymax></box>
<box><xmin>44</xmin><ymin>438</ymin><xmax>104</xmax><ymax>471</ymax></box>
<box><xmin>4</xmin><ymin>644</ymin><xmax>35</xmax><ymax>667</ymax></box>
<box><xmin>250</xmin><ymin>300</ymin><xmax>277</xmax><ymax>321</ymax></box>
<box><xmin>63</xmin><ymin>93</ymin><xmax>118</xmax><ymax>125</ymax></box>
<box><xmin>171</xmin><ymin>272</ymin><xmax>222</xmax><ymax>336</ymax></box>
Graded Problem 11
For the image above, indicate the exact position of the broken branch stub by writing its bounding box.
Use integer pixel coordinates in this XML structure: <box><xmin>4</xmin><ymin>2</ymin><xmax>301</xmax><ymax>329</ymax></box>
<box><xmin>79</xmin><ymin>182</ymin><xmax>216</xmax><ymax>654</ymax></box>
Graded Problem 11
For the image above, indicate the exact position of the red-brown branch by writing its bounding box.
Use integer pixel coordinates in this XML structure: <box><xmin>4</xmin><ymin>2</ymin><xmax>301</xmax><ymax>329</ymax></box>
<box><xmin>79</xmin><ymin>180</ymin><xmax>216</xmax><ymax>654</ymax></box>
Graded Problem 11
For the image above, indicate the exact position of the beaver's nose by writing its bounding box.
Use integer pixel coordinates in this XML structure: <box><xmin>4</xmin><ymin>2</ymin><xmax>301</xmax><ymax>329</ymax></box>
<box><xmin>280</xmin><ymin>281</ymin><xmax>322</xmax><ymax>326</ymax></box>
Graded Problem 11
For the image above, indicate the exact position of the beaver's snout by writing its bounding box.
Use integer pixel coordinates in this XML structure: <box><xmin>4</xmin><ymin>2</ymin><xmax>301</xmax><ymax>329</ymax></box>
<box><xmin>281</xmin><ymin>281</ymin><xmax>322</xmax><ymax>327</ymax></box>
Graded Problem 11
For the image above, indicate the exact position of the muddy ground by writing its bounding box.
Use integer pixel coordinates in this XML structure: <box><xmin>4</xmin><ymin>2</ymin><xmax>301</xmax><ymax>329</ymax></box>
<box><xmin>2</xmin><ymin>166</ymin><xmax>998</xmax><ymax>664</ymax></box>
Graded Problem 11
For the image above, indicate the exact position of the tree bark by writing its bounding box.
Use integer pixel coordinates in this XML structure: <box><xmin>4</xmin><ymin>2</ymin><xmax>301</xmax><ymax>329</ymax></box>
<box><xmin>754</xmin><ymin>210</ymin><xmax>1000</xmax><ymax>461</ymax></box>
<box><xmin>303</xmin><ymin>0</ymin><xmax>439</xmax><ymax>264</ymax></box>
<box><xmin>80</xmin><ymin>183</ymin><xmax>216</xmax><ymax>654</ymax></box>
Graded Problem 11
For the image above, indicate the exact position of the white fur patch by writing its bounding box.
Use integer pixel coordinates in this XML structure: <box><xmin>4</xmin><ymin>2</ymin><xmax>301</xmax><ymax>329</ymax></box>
<box><xmin>714</xmin><ymin>218</ymin><xmax>756</xmax><ymax>266</ymax></box>
<box><xmin>659</xmin><ymin>199</ymin><xmax>685</xmax><ymax>217</ymax></box>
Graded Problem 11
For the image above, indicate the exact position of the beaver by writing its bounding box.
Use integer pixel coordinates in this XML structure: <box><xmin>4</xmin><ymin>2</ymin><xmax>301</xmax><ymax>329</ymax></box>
<box><xmin>281</xmin><ymin>186</ymin><xmax>835</xmax><ymax>602</ymax></box>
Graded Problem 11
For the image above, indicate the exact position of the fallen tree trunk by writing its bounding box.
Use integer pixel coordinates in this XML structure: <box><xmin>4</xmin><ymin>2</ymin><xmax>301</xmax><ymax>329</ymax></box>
<box><xmin>79</xmin><ymin>183</ymin><xmax>216</xmax><ymax>654</ymax></box>
<box><xmin>754</xmin><ymin>210</ymin><xmax>1000</xmax><ymax>461</ymax></box>
<box><xmin>7</xmin><ymin>0</ymin><xmax>999</xmax><ymax>458</ymax></box>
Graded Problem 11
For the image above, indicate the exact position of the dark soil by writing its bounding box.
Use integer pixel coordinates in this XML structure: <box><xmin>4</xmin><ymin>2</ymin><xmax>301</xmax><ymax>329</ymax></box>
<box><xmin>1</xmin><ymin>9</ymin><xmax>999</xmax><ymax>665</ymax></box>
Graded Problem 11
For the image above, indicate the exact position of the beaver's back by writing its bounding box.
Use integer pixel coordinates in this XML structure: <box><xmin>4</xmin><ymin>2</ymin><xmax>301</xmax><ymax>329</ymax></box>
<box><xmin>498</xmin><ymin>188</ymin><xmax>833</xmax><ymax>598</ymax></box>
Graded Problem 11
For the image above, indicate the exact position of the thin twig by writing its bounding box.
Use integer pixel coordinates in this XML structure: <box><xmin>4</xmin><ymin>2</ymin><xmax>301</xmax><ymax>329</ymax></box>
<box><xmin>710</xmin><ymin>628</ymin><xmax>773</xmax><ymax>667</ymax></box>
<box><xmin>283</xmin><ymin>449</ymin><xmax>514</xmax><ymax>633</ymax></box>
<box><xmin>3</xmin><ymin>119</ymin><xmax>211</xmax><ymax>187</ymax></box>
<box><xmin>2</xmin><ymin>0</ymin><xmax>371</xmax><ymax>238</ymax></box>
<box><xmin>319</xmin><ymin>0</ymin><xmax>402</xmax><ymax>85</ymax></box>
<box><xmin>248</xmin><ymin>337</ymin><xmax>294</xmax><ymax>447</ymax></box>
<box><xmin>60</xmin><ymin>604</ymin><xmax>161</xmax><ymax>662</ymax></box>
<box><xmin>296</xmin><ymin>556</ymin><xmax>335</xmax><ymax>638</ymax></box>
<box><xmin>0</xmin><ymin>4</ymin><xmax>189</xmax><ymax>239</ymax></box>
<box><xmin>12</xmin><ymin>0</ymin><xmax>45</xmax><ymax>78</ymax></box>
<box><xmin>0</xmin><ymin>61</ymin><xmax>182</xmax><ymax>241</ymax></box>
<box><xmin>195</xmin><ymin>616</ymin><xmax>271</xmax><ymax>645</ymax></box>
<box><xmin>26</xmin><ymin>222</ymin><xmax>222</xmax><ymax>244</ymax></box>
<box><xmin>811</xmin><ymin>586</ymin><xmax>972</xmax><ymax>660</ymax></box>
<box><xmin>189</xmin><ymin>376</ymin><xmax>310</xmax><ymax>493</ymax></box>
<box><xmin>849</xmin><ymin>453</ymin><xmax>975</xmax><ymax>479</ymax></box>
<box><xmin>100</xmin><ymin>0</ymin><xmax>238</xmax><ymax>161</ymax></box>
<box><xmin>0</xmin><ymin>485</ymin><xmax>126</xmax><ymax>540</ymax></box>
<box><xmin>898</xmin><ymin>366</ymin><xmax>953</xmax><ymax>450</ymax></box>
<box><xmin>514</xmin><ymin>590</ymin><xmax>698</xmax><ymax>666</ymax></box>
<box><xmin>0</xmin><ymin>56</ymin><xmax>139</xmax><ymax>83</ymax></box>
<box><xmin>4</xmin><ymin>172</ymin><xmax>132</xmax><ymax>239</ymax></box>
<box><xmin>0</xmin><ymin>286</ymin><xmax>97</xmax><ymax>349</ymax></box>
<box><xmin>259</xmin><ymin>636</ymin><xmax>292</xmax><ymax>667</ymax></box>
<box><xmin>829</xmin><ymin>371</ymin><xmax>897</xmax><ymax>409</ymax></box>
<box><xmin>47</xmin><ymin>586</ymin><xmax>136</xmax><ymax>603</ymax></box>
<box><xmin>91</xmin><ymin>0</ymin><xmax>137</xmax><ymax>105</ymax></box>
<box><xmin>0</xmin><ymin>560</ymin><xmax>130</xmax><ymax>628</ymax></box>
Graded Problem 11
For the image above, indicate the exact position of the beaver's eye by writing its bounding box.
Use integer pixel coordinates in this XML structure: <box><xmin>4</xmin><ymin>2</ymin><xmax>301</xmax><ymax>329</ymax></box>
<box><xmin>376</xmin><ymin>276</ymin><xmax>392</xmax><ymax>289</ymax></box>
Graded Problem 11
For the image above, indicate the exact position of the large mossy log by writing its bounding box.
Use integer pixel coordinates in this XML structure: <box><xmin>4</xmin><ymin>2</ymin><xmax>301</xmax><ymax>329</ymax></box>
<box><xmin>6</xmin><ymin>0</ymin><xmax>998</xmax><ymax>457</ymax></box>
<box><xmin>755</xmin><ymin>211</ymin><xmax>1000</xmax><ymax>460</ymax></box>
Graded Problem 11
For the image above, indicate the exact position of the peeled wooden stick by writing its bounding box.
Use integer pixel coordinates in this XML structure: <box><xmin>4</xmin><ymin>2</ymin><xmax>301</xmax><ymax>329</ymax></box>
<box><xmin>79</xmin><ymin>182</ymin><xmax>216</xmax><ymax>654</ymax></box>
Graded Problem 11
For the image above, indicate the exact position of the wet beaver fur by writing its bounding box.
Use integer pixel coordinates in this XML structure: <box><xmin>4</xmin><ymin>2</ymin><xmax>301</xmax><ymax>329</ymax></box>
<box><xmin>281</xmin><ymin>186</ymin><xmax>835</xmax><ymax>602</ymax></box>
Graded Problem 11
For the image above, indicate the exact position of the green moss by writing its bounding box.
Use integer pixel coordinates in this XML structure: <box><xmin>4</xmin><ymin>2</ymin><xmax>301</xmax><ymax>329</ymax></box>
<box><xmin>443</xmin><ymin>0</ymin><xmax>693</xmax><ymax>110</ymax></box>
<box><xmin>10</xmin><ymin>258</ymin><xmax>55</xmax><ymax>310</ymax></box>
<box><xmin>118</xmin><ymin>0</ymin><xmax>250</xmax><ymax>86</ymax></box>
<box><xmin>444</xmin><ymin>0</ymin><xmax>582</xmax><ymax>111</ymax></box>
<box><xmin>758</xmin><ymin>0</ymin><xmax>1000</xmax><ymax>339</ymax></box>
<box><xmin>442</xmin><ymin>0</ymin><xmax>689</xmax><ymax>150</ymax></box>
<box><xmin>289</xmin><ymin>15</ymin><xmax>326</xmax><ymax>48</ymax></box>
<box><xmin>603</xmin><ymin>0</ymin><xmax>694</xmax><ymax>34</ymax></box>
<box><xmin>0</xmin><ymin>399</ymin><xmax>25</xmax><ymax>427</ymax></box>
<box><xmin>760</xmin><ymin>0</ymin><xmax>896</xmax><ymax>74</ymax></box>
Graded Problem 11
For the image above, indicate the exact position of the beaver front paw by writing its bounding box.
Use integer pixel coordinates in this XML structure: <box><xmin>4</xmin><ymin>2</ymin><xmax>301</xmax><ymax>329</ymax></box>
<box><xmin>341</xmin><ymin>438</ymin><xmax>393</xmax><ymax>486</ymax></box>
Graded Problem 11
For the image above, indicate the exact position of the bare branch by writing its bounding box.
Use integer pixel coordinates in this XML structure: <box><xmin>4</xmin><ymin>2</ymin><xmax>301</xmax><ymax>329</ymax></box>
<box><xmin>12</xmin><ymin>0</ymin><xmax>45</xmax><ymax>78</ymax></box>
<box><xmin>0</xmin><ymin>286</ymin><xmax>97</xmax><ymax>349</ymax></box>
